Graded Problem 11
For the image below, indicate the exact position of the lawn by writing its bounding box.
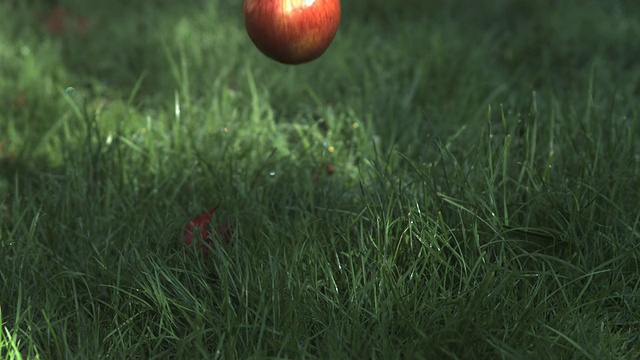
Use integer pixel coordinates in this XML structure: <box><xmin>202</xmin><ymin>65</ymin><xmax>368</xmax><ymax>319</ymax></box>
<box><xmin>1</xmin><ymin>0</ymin><xmax>639</xmax><ymax>358</ymax></box>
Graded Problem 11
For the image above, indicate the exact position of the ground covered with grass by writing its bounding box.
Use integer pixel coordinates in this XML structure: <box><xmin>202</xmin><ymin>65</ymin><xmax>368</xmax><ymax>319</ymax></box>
<box><xmin>1</xmin><ymin>0</ymin><xmax>639</xmax><ymax>358</ymax></box>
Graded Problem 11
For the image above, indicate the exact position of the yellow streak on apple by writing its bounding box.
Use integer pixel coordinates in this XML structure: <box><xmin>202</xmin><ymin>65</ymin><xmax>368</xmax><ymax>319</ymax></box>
<box><xmin>279</xmin><ymin>0</ymin><xmax>326</xmax><ymax>60</ymax></box>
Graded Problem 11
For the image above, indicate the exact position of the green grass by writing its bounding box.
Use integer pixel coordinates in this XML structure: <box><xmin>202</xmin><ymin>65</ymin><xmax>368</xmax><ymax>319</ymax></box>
<box><xmin>1</xmin><ymin>0</ymin><xmax>639</xmax><ymax>358</ymax></box>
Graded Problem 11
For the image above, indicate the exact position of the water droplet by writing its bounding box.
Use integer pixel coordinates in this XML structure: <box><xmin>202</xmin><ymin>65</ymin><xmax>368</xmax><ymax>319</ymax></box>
<box><xmin>268</xmin><ymin>171</ymin><xmax>276</xmax><ymax>177</ymax></box>
<box><xmin>65</xmin><ymin>87</ymin><xmax>75</xmax><ymax>95</ymax></box>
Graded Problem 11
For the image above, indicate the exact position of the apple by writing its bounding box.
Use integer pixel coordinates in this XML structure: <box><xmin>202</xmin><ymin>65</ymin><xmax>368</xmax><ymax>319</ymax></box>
<box><xmin>243</xmin><ymin>0</ymin><xmax>341</xmax><ymax>65</ymax></box>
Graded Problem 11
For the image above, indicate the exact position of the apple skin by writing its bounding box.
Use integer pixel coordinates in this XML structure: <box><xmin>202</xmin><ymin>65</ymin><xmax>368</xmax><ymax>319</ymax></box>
<box><xmin>243</xmin><ymin>0</ymin><xmax>341</xmax><ymax>65</ymax></box>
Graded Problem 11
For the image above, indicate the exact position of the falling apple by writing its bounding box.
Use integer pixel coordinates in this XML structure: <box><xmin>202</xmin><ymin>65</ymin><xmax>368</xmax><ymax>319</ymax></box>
<box><xmin>243</xmin><ymin>0</ymin><xmax>341</xmax><ymax>65</ymax></box>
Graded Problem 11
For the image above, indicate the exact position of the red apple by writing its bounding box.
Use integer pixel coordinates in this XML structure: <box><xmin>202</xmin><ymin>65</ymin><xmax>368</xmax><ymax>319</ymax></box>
<box><xmin>243</xmin><ymin>0</ymin><xmax>341</xmax><ymax>65</ymax></box>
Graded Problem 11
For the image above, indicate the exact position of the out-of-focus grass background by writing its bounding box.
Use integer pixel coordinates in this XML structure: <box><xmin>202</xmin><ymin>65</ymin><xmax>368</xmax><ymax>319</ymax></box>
<box><xmin>1</xmin><ymin>0</ymin><xmax>639</xmax><ymax>358</ymax></box>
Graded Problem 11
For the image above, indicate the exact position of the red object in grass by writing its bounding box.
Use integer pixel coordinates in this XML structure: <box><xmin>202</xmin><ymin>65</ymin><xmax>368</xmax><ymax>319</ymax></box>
<box><xmin>0</xmin><ymin>141</ymin><xmax>14</xmax><ymax>162</ymax></box>
<box><xmin>312</xmin><ymin>162</ymin><xmax>335</xmax><ymax>184</ymax></box>
<box><xmin>42</xmin><ymin>6</ymin><xmax>91</xmax><ymax>36</ymax></box>
<box><xmin>42</xmin><ymin>6</ymin><xmax>68</xmax><ymax>35</ymax></box>
<box><xmin>326</xmin><ymin>163</ymin><xmax>335</xmax><ymax>175</ymax></box>
<box><xmin>183</xmin><ymin>204</ymin><xmax>232</xmax><ymax>255</ymax></box>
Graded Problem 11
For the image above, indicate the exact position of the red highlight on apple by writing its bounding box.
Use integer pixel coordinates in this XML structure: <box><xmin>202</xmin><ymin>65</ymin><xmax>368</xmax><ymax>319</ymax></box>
<box><xmin>243</xmin><ymin>0</ymin><xmax>341</xmax><ymax>65</ymax></box>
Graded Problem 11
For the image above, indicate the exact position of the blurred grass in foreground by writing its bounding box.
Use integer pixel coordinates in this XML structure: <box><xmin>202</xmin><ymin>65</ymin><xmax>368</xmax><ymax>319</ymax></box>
<box><xmin>1</xmin><ymin>0</ymin><xmax>639</xmax><ymax>358</ymax></box>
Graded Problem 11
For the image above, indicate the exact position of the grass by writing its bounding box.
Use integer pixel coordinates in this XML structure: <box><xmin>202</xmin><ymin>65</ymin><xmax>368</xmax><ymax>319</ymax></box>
<box><xmin>1</xmin><ymin>0</ymin><xmax>639</xmax><ymax>358</ymax></box>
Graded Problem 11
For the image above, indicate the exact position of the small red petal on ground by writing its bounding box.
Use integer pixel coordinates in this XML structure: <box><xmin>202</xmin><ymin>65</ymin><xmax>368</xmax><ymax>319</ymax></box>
<box><xmin>183</xmin><ymin>204</ymin><xmax>232</xmax><ymax>255</ymax></box>
<box><xmin>42</xmin><ymin>6</ymin><xmax>69</xmax><ymax>35</ymax></box>
<box><xmin>312</xmin><ymin>163</ymin><xmax>335</xmax><ymax>185</ymax></box>
<box><xmin>214</xmin><ymin>221</ymin><xmax>233</xmax><ymax>244</ymax></box>
<box><xmin>327</xmin><ymin>163</ymin><xmax>335</xmax><ymax>175</ymax></box>
<box><xmin>10</xmin><ymin>93</ymin><xmax>29</xmax><ymax>112</ymax></box>
<box><xmin>42</xmin><ymin>6</ymin><xmax>91</xmax><ymax>36</ymax></box>
<box><xmin>0</xmin><ymin>141</ymin><xmax>14</xmax><ymax>161</ymax></box>
<box><xmin>75</xmin><ymin>17</ymin><xmax>91</xmax><ymax>33</ymax></box>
